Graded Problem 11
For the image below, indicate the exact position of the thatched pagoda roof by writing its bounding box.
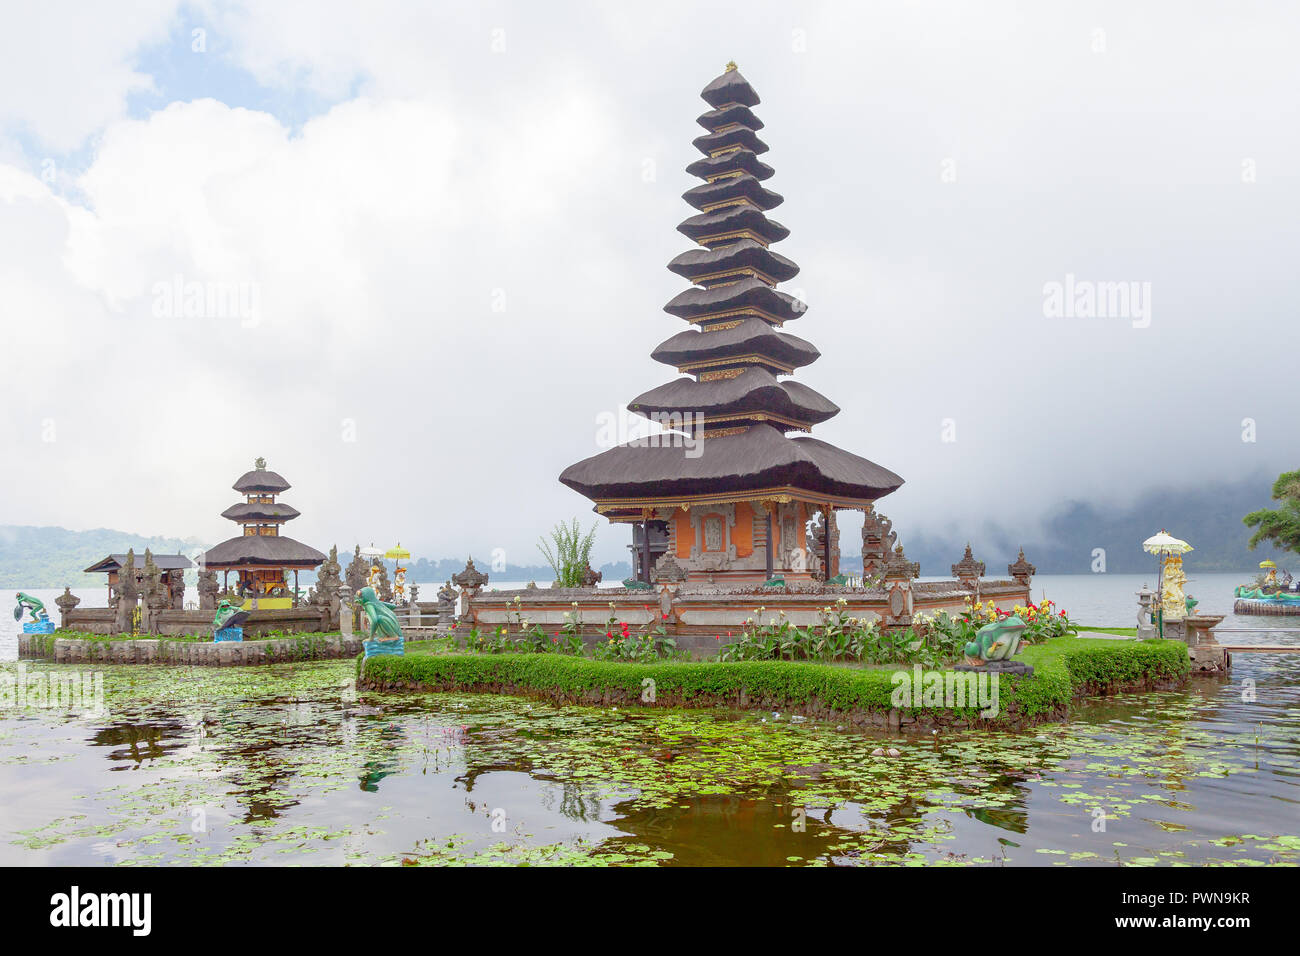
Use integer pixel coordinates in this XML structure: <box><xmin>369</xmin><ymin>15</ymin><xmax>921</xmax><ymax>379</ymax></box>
<box><xmin>628</xmin><ymin>368</ymin><xmax>838</xmax><ymax>429</ymax></box>
<box><xmin>220</xmin><ymin>502</ymin><xmax>301</xmax><ymax>522</ymax></box>
<box><xmin>233</xmin><ymin>465</ymin><xmax>291</xmax><ymax>493</ymax></box>
<box><xmin>560</xmin><ymin>426</ymin><xmax>903</xmax><ymax>516</ymax></box>
<box><xmin>681</xmin><ymin>174</ymin><xmax>783</xmax><ymax>213</ymax></box>
<box><xmin>558</xmin><ymin>65</ymin><xmax>903</xmax><ymax>515</ymax></box>
<box><xmin>651</xmin><ymin>318</ymin><xmax>820</xmax><ymax>372</ymax></box>
<box><xmin>202</xmin><ymin>534</ymin><xmax>325</xmax><ymax>569</ymax></box>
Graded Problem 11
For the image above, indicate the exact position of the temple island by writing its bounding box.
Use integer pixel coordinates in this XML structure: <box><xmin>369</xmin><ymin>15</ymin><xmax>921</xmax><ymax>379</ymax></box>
<box><xmin>446</xmin><ymin>65</ymin><xmax>1036</xmax><ymax>653</ymax></box>
<box><xmin>48</xmin><ymin>458</ymin><xmax>351</xmax><ymax>639</ymax></box>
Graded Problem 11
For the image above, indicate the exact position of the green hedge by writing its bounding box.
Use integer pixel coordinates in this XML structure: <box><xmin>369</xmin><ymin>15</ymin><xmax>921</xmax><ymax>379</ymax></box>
<box><xmin>358</xmin><ymin>636</ymin><xmax>1191</xmax><ymax>727</ymax></box>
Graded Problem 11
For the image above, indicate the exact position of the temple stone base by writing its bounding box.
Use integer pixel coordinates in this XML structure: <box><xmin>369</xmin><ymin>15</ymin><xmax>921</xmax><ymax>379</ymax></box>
<box><xmin>1188</xmin><ymin>644</ymin><xmax>1231</xmax><ymax>674</ymax></box>
<box><xmin>19</xmin><ymin>633</ymin><xmax>363</xmax><ymax>666</ymax></box>
<box><xmin>953</xmin><ymin>660</ymin><xmax>1034</xmax><ymax>677</ymax></box>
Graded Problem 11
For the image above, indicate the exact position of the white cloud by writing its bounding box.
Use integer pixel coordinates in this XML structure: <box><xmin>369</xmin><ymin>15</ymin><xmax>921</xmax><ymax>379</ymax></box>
<box><xmin>0</xmin><ymin>0</ymin><xmax>180</xmax><ymax>152</ymax></box>
<box><xmin>0</xmin><ymin>0</ymin><xmax>1297</xmax><ymax>567</ymax></box>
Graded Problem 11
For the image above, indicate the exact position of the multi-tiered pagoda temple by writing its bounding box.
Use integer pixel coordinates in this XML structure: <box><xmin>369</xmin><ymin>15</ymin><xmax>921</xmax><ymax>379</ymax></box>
<box><xmin>562</xmin><ymin>64</ymin><xmax>903</xmax><ymax>586</ymax></box>
<box><xmin>202</xmin><ymin>457</ymin><xmax>325</xmax><ymax>608</ymax></box>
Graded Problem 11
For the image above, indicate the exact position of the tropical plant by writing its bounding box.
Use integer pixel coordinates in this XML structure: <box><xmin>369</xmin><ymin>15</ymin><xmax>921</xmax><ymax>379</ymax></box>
<box><xmin>537</xmin><ymin>518</ymin><xmax>599</xmax><ymax>587</ymax></box>
<box><xmin>1244</xmin><ymin>469</ymin><xmax>1300</xmax><ymax>557</ymax></box>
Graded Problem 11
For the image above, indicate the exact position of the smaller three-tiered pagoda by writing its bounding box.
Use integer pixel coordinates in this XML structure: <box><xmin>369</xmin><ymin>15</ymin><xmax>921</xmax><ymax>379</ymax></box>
<box><xmin>201</xmin><ymin>457</ymin><xmax>325</xmax><ymax>608</ymax></box>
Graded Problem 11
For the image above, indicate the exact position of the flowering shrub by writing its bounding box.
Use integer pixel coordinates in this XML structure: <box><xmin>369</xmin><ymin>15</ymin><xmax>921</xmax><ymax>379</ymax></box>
<box><xmin>719</xmin><ymin>599</ymin><xmax>965</xmax><ymax>666</ymax></box>
<box><xmin>926</xmin><ymin>598</ymin><xmax>1078</xmax><ymax>650</ymax></box>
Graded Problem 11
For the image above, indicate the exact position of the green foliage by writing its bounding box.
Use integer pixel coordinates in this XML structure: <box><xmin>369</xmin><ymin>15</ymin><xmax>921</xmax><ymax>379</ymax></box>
<box><xmin>362</xmin><ymin>635</ymin><xmax>1193</xmax><ymax>728</ymax></box>
<box><xmin>1243</xmin><ymin>469</ymin><xmax>1300</xmax><ymax>557</ymax></box>
<box><xmin>720</xmin><ymin>600</ymin><xmax>963</xmax><ymax>666</ymax></box>
<box><xmin>536</xmin><ymin>518</ymin><xmax>598</xmax><ymax>587</ymax></box>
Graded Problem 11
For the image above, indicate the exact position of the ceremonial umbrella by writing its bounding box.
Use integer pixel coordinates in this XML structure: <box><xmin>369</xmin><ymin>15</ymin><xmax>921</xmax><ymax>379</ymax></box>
<box><xmin>1259</xmin><ymin>560</ymin><xmax>1277</xmax><ymax>569</ymax></box>
<box><xmin>1142</xmin><ymin>530</ymin><xmax>1193</xmax><ymax>555</ymax></box>
<box><xmin>384</xmin><ymin>544</ymin><xmax>410</xmax><ymax>562</ymax></box>
<box><xmin>1142</xmin><ymin>530</ymin><xmax>1193</xmax><ymax>638</ymax></box>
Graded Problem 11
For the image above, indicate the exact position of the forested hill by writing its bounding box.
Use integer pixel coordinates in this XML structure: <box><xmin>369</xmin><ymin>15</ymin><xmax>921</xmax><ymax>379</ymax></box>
<box><xmin>2</xmin><ymin>474</ymin><xmax>1292</xmax><ymax>587</ymax></box>
<box><xmin>0</xmin><ymin>526</ymin><xmax>207</xmax><ymax>589</ymax></box>
<box><xmin>889</xmin><ymin>476</ymin><xmax>1291</xmax><ymax>576</ymax></box>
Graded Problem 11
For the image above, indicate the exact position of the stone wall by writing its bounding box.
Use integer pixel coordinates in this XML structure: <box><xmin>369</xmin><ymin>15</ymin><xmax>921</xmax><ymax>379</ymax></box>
<box><xmin>61</xmin><ymin>605</ymin><xmax>330</xmax><ymax>637</ymax></box>
<box><xmin>456</xmin><ymin>579</ymin><xmax>1031</xmax><ymax>657</ymax></box>
<box><xmin>19</xmin><ymin>633</ymin><xmax>363</xmax><ymax>666</ymax></box>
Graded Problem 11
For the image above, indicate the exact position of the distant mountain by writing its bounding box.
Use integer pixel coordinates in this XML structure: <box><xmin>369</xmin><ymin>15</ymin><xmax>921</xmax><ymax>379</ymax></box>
<box><xmin>401</xmin><ymin>555</ymin><xmax>632</xmax><ymax>586</ymax></box>
<box><xmin>0</xmin><ymin>525</ymin><xmax>209</xmax><ymax>589</ymax></box>
<box><xmin>3</xmin><ymin>474</ymin><xmax>1290</xmax><ymax>589</ymax></box>
<box><xmin>880</xmin><ymin>476</ymin><xmax>1292</xmax><ymax>576</ymax></box>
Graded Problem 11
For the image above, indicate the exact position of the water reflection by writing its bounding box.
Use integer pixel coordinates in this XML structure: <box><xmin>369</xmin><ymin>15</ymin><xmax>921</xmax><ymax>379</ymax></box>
<box><xmin>0</xmin><ymin>650</ymin><xmax>1296</xmax><ymax>866</ymax></box>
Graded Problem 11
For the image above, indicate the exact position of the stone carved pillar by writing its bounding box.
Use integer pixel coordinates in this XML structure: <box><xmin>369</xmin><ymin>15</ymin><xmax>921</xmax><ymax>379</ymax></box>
<box><xmin>881</xmin><ymin>545</ymin><xmax>920</xmax><ymax>628</ymax></box>
<box><xmin>337</xmin><ymin>585</ymin><xmax>354</xmax><ymax>639</ymax></box>
<box><xmin>453</xmin><ymin>558</ymin><xmax>489</xmax><ymax>620</ymax></box>
<box><xmin>1008</xmin><ymin>548</ymin><xmax>1036</xmax><ymax>588</ymax></box>
<box><xmin>55</xmin><ymin>587</ymin><xmax>81</xmax><ymax>630</ymax></box>
<box><xmin>951</xmin><ymin>543</ymin><xmax>985</xmax><ymax>592</ymax></box>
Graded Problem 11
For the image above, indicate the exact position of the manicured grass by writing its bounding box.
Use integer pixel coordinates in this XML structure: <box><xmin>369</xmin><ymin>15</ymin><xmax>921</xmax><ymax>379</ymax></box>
<box><xmin>363</xmin><ymin>635</ymin><xmax>1191</xmax><ymax>729</ymax></box>
<box><xmin>1075</xmin><ymin>626</ymin><xmax>1138</xmax><ymax>637</ymax></box>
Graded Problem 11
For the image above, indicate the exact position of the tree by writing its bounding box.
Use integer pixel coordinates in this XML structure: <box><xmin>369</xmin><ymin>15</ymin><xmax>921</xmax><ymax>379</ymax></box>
<box><xmin>1244</xmin><ymin>470</ymin><xmax>1300</xmax><ymax>556</ymax></box>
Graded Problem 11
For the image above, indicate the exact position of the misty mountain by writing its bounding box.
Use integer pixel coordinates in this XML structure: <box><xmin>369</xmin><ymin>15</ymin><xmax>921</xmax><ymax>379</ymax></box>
<box><xmin>3</xmin><ymin>473</ymin><xmax>1291</xmax><ymax>589</ymax></box>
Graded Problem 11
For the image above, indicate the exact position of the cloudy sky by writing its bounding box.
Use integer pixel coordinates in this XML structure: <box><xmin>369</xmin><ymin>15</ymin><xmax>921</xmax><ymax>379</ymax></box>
<box><xmin>0</xmin><ymin>0</ymin><xmax>1296</xmax><ymax>568</ymax></box>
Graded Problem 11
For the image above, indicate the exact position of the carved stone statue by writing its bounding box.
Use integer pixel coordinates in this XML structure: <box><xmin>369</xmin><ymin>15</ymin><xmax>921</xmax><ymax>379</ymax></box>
<box><xmin>166</xmin><ymin>568</ymin><xmax>186</xmax><ymax>609</ymax></box>
<box><xmin>580</xmin><ymin>563</ymin><xmax>602</xmax><ymax>587</ymax></box>
<box><xmin>436</xmin><ymin>581</ymin><xmax>458</xmax><ymax>635</ymax></box>
<box><xmin>1161</xmin><ymin>554</ymin><xmax>1188</xmax><ymax>621</ymax></box>
<box><xmin>809</xmin><ymin>510</ymin><xmax>840</xmax><ymax>581</ymax></box>
<box><xmin>368</xmin><ymin>561</ymin><xmax>393</xmax><ymax>603</ymax></box>
<box><xmin>357</xmin><ymin>586</ymin><xmax>404</xmax><ymax>658</ymax></box>
<box><xmin>964</xmin><ymin>615</ymin><xmax>1027</xmax><ymax>664</ymax></box>
<box><xmin>114</xmin><ymin>549</ymin><xmax>140</xmax><ymax>632</ymax></box>
<box><xmin>311</xmin><ymin>545</ymin><xmax>343</xmax><ymax>614</ymax></box>
<box><xmin>344</xmin><ymin>544</ymin><xmax>367</xmax><ymax>594</ymax></box>
<box><xmin>861</xmin><ymin>507</ymin><xmax>898</xmax><ymax>577</ymax></box>
<box><xmin>198</xmin><ymin>569</ymin><xmax>219</xmax><ymax>611</ymax></box>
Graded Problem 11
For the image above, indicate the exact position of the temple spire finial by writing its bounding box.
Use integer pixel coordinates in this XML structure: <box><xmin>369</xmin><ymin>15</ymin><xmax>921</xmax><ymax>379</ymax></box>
<box><xmin>725</xmin><ymin>60</ymin><xmax>737</xmax><ymax>72</ymax></box>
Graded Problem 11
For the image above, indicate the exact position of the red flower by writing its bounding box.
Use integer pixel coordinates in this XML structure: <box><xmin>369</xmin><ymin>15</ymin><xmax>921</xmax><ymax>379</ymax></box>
<box><xmin>662</xmin><ymin>613</ymin><xmax>669</xmax><ymax>620</ymax></box>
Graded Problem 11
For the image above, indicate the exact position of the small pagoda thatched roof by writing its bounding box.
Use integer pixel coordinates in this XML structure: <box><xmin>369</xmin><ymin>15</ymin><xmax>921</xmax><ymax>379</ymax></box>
<box><xmin>233</xmin><ymin>464</ymin><xmax>291</xmax><ymax>494</ymax></box>
<box><xmin>220</xmin><ymin>502</ymin><xmax>301</xmax><ymax>522</ymax></box>
<box><xmin>202</xmin><ymin>535</ymin><xmax>325</xmax><ymax>569</ymax></box>
<box><xmin>84</xmin><ymin>553</ymin><xmax>193</xmax><ymax>574</ymax></box>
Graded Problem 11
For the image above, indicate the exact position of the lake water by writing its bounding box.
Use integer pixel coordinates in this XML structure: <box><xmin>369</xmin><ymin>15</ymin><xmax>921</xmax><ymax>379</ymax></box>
<box><xmin>0</xmin><ymin>652</ymin><xmax>1296</xmax><ymax>866</ymax></box>
<box><xmin>2</xmin><ymin>572</ymin><xmax>1298</xmax><ymax>866</ymax></box>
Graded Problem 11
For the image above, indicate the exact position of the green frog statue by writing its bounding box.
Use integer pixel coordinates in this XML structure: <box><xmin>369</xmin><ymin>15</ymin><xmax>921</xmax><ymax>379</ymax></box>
<box><xmin>357</xmin><ymin>586</ymin><xmax>404</xmax><ymax>657</ymax></box>
<box><xmin>13</xmin><ymin>592</ymin><xmax>49</xmax><ymax>623</ymax></box>
<box><xmin>212</xmin><ymin>599</ymin><xmax>251</xmax><ymax>632</ymax></box>
<box><xmin>963</xmin><ymin>614</ymin><xmax>1027</xmax><ymax>665</ymax></box>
